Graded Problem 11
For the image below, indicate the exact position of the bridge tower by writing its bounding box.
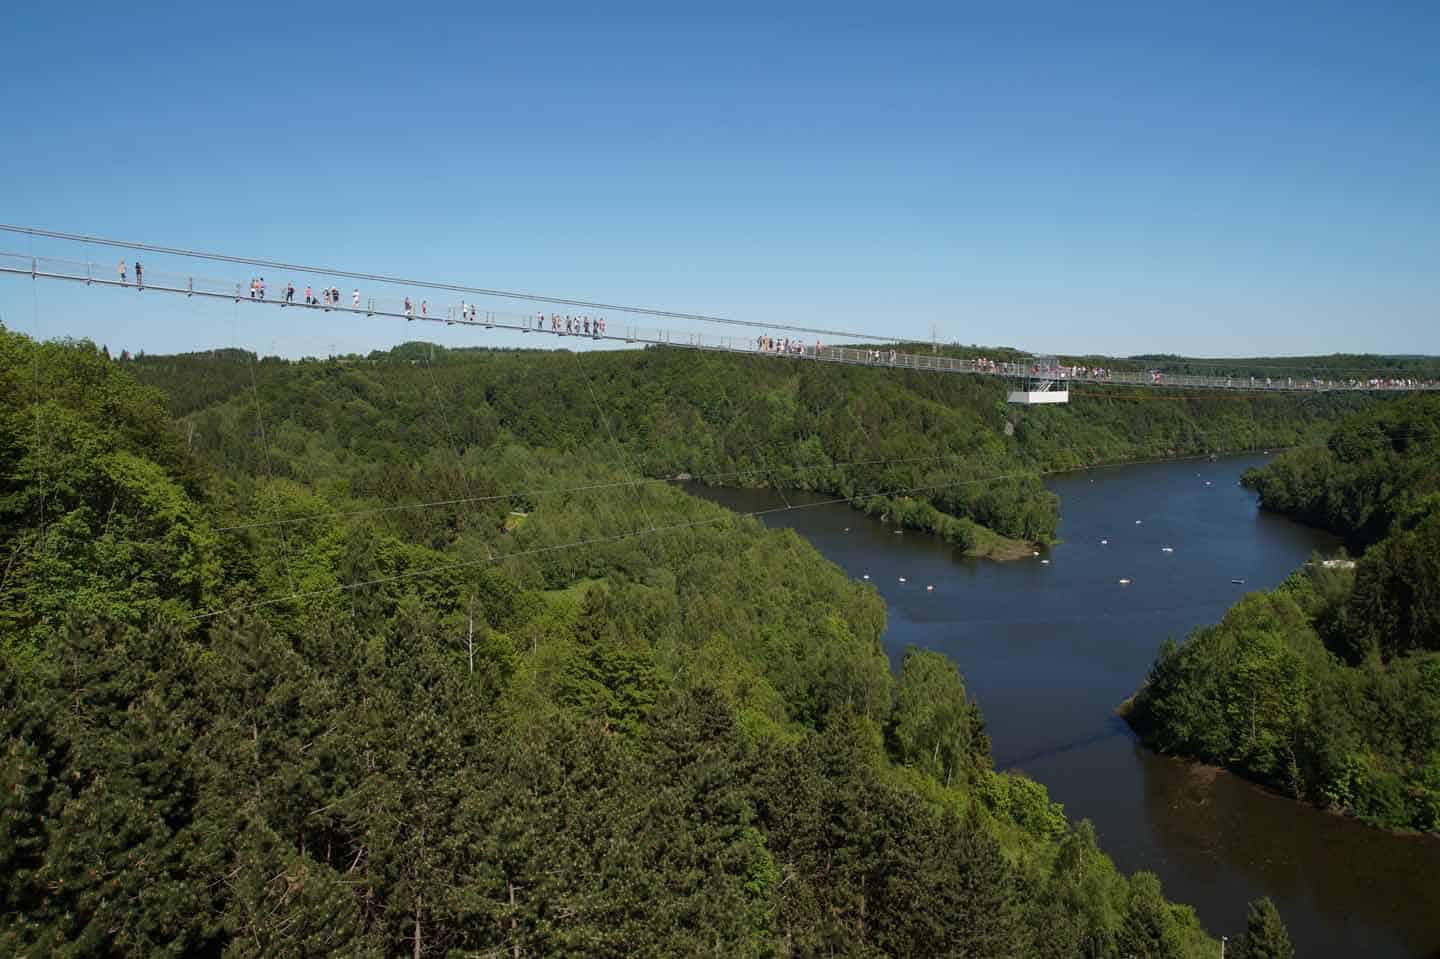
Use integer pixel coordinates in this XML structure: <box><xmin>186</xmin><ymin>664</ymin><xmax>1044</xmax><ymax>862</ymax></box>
<box><xmin>1007</xmin><ymin>356</ymin><xmax>1070</xmax><ymax>405</ymax></box>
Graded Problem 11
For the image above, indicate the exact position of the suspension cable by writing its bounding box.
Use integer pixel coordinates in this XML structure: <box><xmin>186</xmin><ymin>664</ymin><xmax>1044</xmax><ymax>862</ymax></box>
<box><xmin>189</xmin><ymin>430</ymin><xmax>1328</xmax><ymax>623</ymax></box>
<box><xmin>188</xmin><ymin>467</ymin><xmax>1044</xmax><ymax>621</ymax></box>
<box><xmin>0</xmin><ymin>222</ymin><xmax>895</xmax><ymax>342</ymax></box>
<box><xmin>204</xmin><ymin>438</ymin><xmax>1190</xmax><ymax>535</ymax></box>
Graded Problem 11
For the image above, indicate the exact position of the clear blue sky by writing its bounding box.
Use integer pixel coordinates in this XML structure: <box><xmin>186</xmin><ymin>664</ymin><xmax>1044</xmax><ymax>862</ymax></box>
<box><xmin>3</xmin><ymin>1</ymin><xmax>1438</xmax><ymax>359</ymax></box>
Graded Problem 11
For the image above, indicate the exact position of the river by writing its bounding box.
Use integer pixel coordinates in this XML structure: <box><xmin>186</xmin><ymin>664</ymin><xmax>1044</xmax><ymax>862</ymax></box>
<box><xmin>694</xmin><ymin>453</ymin><xmax>1440</xmax><ymax>959</ymax></box>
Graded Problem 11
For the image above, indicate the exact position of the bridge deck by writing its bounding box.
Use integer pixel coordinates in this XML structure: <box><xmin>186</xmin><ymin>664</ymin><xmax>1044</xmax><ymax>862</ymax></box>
<box><xmin>3</xmin><ymin>251</ymin><xmax>1433</xmax><ymax>395</ymax></box>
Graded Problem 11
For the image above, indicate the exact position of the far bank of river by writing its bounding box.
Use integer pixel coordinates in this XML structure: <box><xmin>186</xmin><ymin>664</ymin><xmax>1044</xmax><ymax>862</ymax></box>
<box><xmin>694</xmin><ymin>453</ymin><xmax>1440</xmax><ymax>959</ymax></box>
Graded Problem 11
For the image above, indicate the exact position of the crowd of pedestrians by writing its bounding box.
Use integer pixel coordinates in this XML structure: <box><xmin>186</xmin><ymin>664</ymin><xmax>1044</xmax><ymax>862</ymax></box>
<box><xmin>1020</xmin><ymin>361</ymin><xmax>1114</xmax><ymax>381</ymax></box>
<box><xmin>76</xmin><ymin>259</ymin><xmax>1440</xmax><ymax>393</ymax></box>
<box><xmin>548</xmin><ymin>313</ymin><xmax>606</xmax><ymax>337</ymax></box>
<box><xmin>757</xmin><ymin>335</ymin><xmax>819</xmax><ymax>356</ymax></box>
<box><xmin>239</xmin><ymin>278</ymin><xmax>348</xmax><ymax>307</ymax></box>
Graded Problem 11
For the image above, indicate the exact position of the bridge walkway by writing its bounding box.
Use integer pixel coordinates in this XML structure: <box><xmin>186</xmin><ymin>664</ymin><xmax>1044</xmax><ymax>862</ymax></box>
<box><xmin>3</xmin><ymin>251</ymin><xmax>1433</xmax><ymax>396</ymax></box>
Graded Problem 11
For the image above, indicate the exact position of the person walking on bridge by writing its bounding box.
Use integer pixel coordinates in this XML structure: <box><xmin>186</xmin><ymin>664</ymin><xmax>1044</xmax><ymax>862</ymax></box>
<box><xmin>117</xmin><ymin>260</ymin><xmax>127</xmax><ymax>285</ymax></box>
<box><xmin>134</xmin><ymin>261</ymin><xmax>143</xmax><ymax>289</ymax></box>
<box><xmin>352</xmin><ymin>289</ymin><xmax>360</xmax><ymax>308</ymax></box>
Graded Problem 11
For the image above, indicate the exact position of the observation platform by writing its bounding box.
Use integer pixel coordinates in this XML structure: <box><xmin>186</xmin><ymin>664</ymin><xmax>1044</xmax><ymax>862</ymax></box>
<box><xmin>1007</xmin><ymin>388</ymin><xmax>1070</xmax><ymax>405</ymax></box>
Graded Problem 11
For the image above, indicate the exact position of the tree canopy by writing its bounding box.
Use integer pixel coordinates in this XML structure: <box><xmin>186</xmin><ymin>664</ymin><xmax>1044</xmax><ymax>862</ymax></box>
<box><xmin>1130</xmin><ymin>395</ymin><xmax>1440</xmax><ymax>833</ymax></box>
<box><xmin>0</xmin><ymin>325</ymin><xmax>1353</xmax><ymax>955</ymax></box>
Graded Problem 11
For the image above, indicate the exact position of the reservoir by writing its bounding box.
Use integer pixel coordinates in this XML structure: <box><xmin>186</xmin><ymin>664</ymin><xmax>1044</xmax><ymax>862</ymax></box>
<box><xmin>696</xmin><ymin>453</ymin><xmax>1440</xmax><ymax>959</ymax></box>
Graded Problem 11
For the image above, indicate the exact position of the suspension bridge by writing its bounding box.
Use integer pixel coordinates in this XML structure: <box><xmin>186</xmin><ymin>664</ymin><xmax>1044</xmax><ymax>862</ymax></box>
<box><xmin>6</xmin><ymin>223</ymin><xmax>1432</xmax><ymax>621</ymax></box>
<box><xmin>2</xmin><ymin>224</ymin><xmax>1436</xmax><ymax>403</ymax></box>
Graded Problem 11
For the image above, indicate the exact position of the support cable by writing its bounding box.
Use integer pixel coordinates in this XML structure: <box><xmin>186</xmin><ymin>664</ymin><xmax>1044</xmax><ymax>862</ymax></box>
<box><xmin>420</xmin><ymin>349</ymin><xmax>490</xmax><ymax>540</ymax></box>
<box><xmin>6</xmin><ymin>260</ymin><xmax>1437</xmax><ymax>393</ymax></box>
<box><xmin>245</xmin><ymin>326</ymin><xmax>298</xmax><ymax>594</ymax></box>
<box><xmin>189</xmin><ymin>467</ymin><xmax>1045</xmax><ymax>621</ymax></box>
<box><xmin>715</xmin><ymin>380</ymin><xmax>793</xmax><ymax>510</ymax></box>
<box><xmin>208</xmin><ymin>443</ymin><xmax>1058</xmax><ymax>534</ymax></box>
<box><xmin>7</xmin><ymin>244</ymin><xmax>1440</xmax><ymax>386</ymax></box>
<box><xmin>202</xmin><ymin>421</ymin><xmax>1368</xmax><ymax>536</ymax></box>
<box><xmin>569</xmin><ymin>348</ymin><xmax>660</xmax><ymax>538</ymax></box>
<box><xmin>31</xmin><ymin>250</ymin><xmax>45</xmax><ymax>558</ymax></box>
<box><xmin>191</xmin><ymin>432</ymin><xmax>1320</xmax><ymax>624</ymax></box>
<box><xmin>0</xmin><ymin>223</ymin><xmax>894</xmax><ymax>342</ymax></box>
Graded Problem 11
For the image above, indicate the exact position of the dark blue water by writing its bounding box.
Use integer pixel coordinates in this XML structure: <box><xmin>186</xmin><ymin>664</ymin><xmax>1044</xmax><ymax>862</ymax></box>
<box><xmin>696</xmin><ymin>454</ymin><xmax>1440</xmax><ymax>959</ymax></box>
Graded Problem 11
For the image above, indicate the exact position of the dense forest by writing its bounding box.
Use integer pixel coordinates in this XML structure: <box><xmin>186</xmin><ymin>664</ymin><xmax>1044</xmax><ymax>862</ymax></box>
<box><xmin>1126</xmin><ymin>352</ymin><xmax>1440</xmax><ymax>382</ymax></box>
<box><xmin>1128</xmin><ymin>395</ymin><xmax>1440</xmax><ymax>833</ymax></box>
<box><xmin>0</xmin><ymin>324</ymin><xmax>1334</xmax><ymax>955</ymax></box>
<box><xmin>115</xmin><ymin>339</ymin><xmax>1372</xmax><ymax>557</ymax></box>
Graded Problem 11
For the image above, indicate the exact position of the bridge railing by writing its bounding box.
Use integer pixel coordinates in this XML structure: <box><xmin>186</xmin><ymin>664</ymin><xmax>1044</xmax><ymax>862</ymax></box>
<box><xmin>3</xmin><ymin>250</ymin><xmax>1436</xmax><ymax>395</ymax></box>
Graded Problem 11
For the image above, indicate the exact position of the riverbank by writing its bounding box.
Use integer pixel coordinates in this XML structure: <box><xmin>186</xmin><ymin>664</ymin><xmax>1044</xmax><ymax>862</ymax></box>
<box><xmin>843</xmin><ymin>446</ymin><xmax>1316</xmax><ymax>564</ymax></box>
<box><xmin>852</xmin><ymin>493</ymin><xmax>1041</xmax><ymax>561</ymax></box>
<box><xmin>964</xmin><ymin>520</ymin><xmax>1039</xmax><ymax>560</ymax></box>
<box><xmin>1116</xmin><ymin>693</ymin><xmax>1440</xmax><ymax>839</ymax></box>
<box><xmin>698</xmin><ymin>455</ymin><xmax>1440</xmax><ymax>958</ymax></box>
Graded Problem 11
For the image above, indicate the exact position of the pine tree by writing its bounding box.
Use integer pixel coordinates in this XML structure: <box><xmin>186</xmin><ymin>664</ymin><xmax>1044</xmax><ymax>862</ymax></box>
<box><xmin>1232</xmin><ymin>897</ymin><xmax>1295</xmax><ymax>959</ymax></box>
<box><xmin>1115</xmin><ymin>872</ymin><xmax>1184</xmax><ymax>959</ymax></box>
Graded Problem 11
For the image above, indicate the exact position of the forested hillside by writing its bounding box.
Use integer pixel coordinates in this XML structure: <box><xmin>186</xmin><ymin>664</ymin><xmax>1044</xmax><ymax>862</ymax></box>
<box><xmin>0</xmin><ymin>326</ymin><xmax>1337</xmax><ymax>955</ymax></box>
<box><xmin>1242</xmin><ymin>394</ymin><xmax>1440</xmax><ymax>549</ymax></box>
<box><xmin>1128</xmin><ymin>352</ymin><xmax>1440</xmax><ymax>383</ymax></box>
<box><xmin>118</xmin><ymin>341</ymin><xmax>1372</xmax><ymax>557</ymax></box>
<box><xmin>1128</xmin><ymin>396</ymin><xmax>1440</xmax><ymax>833</ymax></box>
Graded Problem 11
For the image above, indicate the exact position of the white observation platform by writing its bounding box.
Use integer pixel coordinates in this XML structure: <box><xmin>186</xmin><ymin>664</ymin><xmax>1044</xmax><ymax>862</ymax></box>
<box><xmin>1007</xmin><ymin>357</ymin><xmax>1070</xmax><ymax>405</ymax></box>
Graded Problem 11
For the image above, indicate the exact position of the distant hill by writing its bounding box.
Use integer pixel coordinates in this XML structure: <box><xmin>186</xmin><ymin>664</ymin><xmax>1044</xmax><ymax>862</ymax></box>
<box><xmin>117</xmin><ymin>339</ymin><xmax>1379</xmax><ymax>557</ymax></box>
<box><xmin>1127</xmin><ymin>353</ymin><xmax>1440</xmax><ymax>380</ymax></box>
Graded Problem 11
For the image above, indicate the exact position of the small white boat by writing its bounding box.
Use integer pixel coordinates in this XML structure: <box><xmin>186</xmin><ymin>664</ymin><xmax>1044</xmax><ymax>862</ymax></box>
<box><xmin>1032</xmin><ymin>550</ymin><xmax>1041</xmax><ymax>556</ymax></box>
<box><xmin>1204</xmin><ymin>481</ymin><xmax>1213</xmax><ymax>487</ymax></box>
<box><xmin>862</xmin><ymin>574</ymin><xmax>870</xmax><ymax>580</ymax></box>
<box><xmin>1040</xmin><ymin>559</ymin><xmax>1050</xmax><ymax>565</ymax></box>
<box><xmin>926</xmin><ymin>585</ymin><xmax>934</xmax><ymax>592</ymax></box>
<box><xmin>1135</xmin><ymin>520</ymin><xmax>1143</xmax><ymax>525</ymax></box>
<box><xmin>1231</xmin><ymin>578</ymin><xmax>1245</xmax><ymax>585</ymax></box>
<box><xmin>1161</xmin><ymin>546</ymin><xmax>1174</xmax><ymax>553</ymax></box>
<box><xmin>1118</xmin><ymin>578</ymin><xmax>1132</xmax><ymax>585</ymax></box>
<box><xmin>843</xmin><ymin>528</ymin><xmax>850</xmax><ymax>532</ymax></box>
<box><xmin>898</xmin><ymin>577</ymin><xmax>907</xmax><ymax>583</ymax></box>
<box><xmin>1100</xmin><ymin>539</ymin><xmax>1109</xmax><ymax>545</ymax></box>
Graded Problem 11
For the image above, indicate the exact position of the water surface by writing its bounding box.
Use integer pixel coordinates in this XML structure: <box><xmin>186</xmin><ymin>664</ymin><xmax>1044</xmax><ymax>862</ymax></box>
<box><xmin>696</xmin><ymin>454</ymin><xmax>1440</xmax><ymax>959</ymax></box>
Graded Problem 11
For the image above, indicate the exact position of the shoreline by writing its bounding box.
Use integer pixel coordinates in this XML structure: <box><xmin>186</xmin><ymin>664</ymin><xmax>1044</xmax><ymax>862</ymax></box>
<box><xmin>1116</xmin><ymin>699</ymin><xmax>1440</xmax><ymax>843</ymax></box>
<box><xmin>687</xmin><ymin>445</ymin><xmax>1301</xmax><ymax>563</ymax></box>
